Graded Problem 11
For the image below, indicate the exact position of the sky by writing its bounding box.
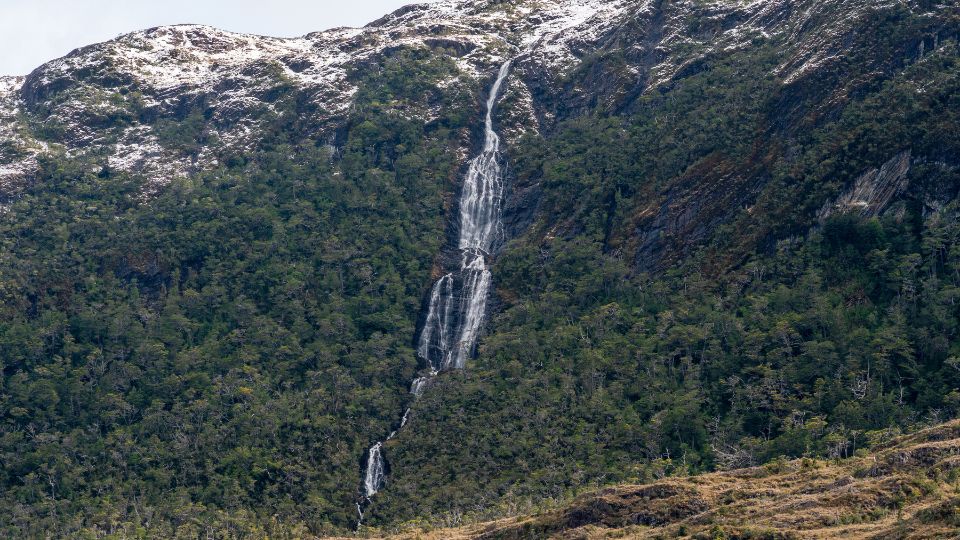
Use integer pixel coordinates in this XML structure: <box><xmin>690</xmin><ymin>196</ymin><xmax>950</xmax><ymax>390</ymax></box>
<box><xmin>0</xmin><ymin>0</ymin><xmax>433</xmax><ymax>75</ymax></box>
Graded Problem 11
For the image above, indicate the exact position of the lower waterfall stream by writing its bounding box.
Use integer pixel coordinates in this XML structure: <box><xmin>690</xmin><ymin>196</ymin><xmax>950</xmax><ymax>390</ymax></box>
<box><xmin>357</xmin><ymin>60</ymin><xmax>513</xmax><ymax>524</ymax></box>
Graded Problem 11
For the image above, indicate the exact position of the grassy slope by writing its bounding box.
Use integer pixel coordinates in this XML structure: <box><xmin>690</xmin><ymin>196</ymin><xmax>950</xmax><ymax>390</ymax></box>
<box><xmin>348</xmin><ymin>421</ymin><xmax>960</xmax><ymax>539</ymax></box>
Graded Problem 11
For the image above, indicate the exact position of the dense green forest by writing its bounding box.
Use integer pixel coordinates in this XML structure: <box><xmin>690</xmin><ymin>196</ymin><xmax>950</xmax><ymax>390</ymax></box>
<box><xmin>0</xmin><ymin>51</ymin><xmax>475</xmax><ymax>536</ymax></box>
<box><xmin>1</xmin><ymin>2</ymin><xmax>960</xmax><ymax>538</ymax></box>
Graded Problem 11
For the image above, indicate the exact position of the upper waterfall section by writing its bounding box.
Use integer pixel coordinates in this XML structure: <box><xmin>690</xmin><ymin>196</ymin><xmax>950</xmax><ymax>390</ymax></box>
<box><xmin>458</xmin><ymin>60</ymin><xmax>512</xmax><ymax>254</ymax></box>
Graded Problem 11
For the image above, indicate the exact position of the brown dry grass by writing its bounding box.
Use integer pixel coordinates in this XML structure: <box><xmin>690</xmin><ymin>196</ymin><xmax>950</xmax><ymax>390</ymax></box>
<box><xmin>333</xmin><ymin>421</ymin><xmax>960</xmax><ymax>540</ymax></box>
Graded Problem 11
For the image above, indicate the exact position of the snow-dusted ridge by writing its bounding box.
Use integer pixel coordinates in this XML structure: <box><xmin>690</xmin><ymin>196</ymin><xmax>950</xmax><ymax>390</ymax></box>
<box><xmin>0</xmin><ymin>0</ymin><xmax>641</xmax><ymax>194</ymax></box>
<box><xmin>0</xmin><ymin>0</ymin><xmax>943</xmax><ymax>197</ymax></box>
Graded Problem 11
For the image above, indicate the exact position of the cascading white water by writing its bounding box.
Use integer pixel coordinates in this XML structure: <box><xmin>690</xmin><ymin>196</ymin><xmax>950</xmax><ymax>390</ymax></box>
<box><xmin>449</xmin><ymin>253</ymin><xmax>493</xmax><ymax>369</ymax></box>
<box><xmin>358</xmin><ymin>61</ymin><xmax>512</xmax><ymax>523</ymax></box>
<box><xmin>417</xmin><ymin>274</ymin><xmax>455</xmax><ymax>367</ymax></box>
<box><xmin>417</xmin><ymin>59</ymin><xmax>512</xmax><ymax>372</ymax></box>
<box><xmin>410</xmin><ymin>376</ymin><xmax>431</xmax><ymax>397</ymax></box>
<box><xmin>363</xmin><ymin>442</ymin><xmax>385</xmax><ymax>498</ymax></box>
<box><xmin>458</xmin><ymin>60</ymin><xmax>511</xmax><ymax>251</ymax></box>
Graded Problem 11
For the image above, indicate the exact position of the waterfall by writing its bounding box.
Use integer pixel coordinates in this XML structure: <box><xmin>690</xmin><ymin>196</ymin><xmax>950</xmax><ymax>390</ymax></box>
<box><xmin>356</xmin><ymin>442</ymin><xmax>385</xmax><ymax>528</ymax></box>
<box><xmin>410</xmin><ymin>377</ymin><xmax>431</xmax><ymax>397</ymax></box>
<box><xmin>416</xmin><ymin>274</ymin><xmax>455</xmax><ymax>369</ymax></box>
<box><xmin>449</xmin><ymin>254</ymin><xmax>493</xmax><ymax>369</ymax></box>
<box><xmin>363</xmin><ymin>442</ymin><xmax>385</xmax><ymax>498</ymax></box>
<box><xmin>417</xmin><ymin>59</ymin><xmax>512</xmax><ymax>372</ymax></box>
<box><xmin>358</xmin><ymin>60</ymin><xmax>512</xmax><ymax>524</ymax></box>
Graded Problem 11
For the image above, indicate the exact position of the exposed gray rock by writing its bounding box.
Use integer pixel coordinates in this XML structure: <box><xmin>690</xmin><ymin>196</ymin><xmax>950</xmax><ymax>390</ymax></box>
<box><xmin>819</xmin><ymin>150</ymin><xmax>913</xmax><ymax>221</ymax></box>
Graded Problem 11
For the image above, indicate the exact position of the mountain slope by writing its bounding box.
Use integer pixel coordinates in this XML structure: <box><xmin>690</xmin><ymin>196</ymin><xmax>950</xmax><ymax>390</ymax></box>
<box><xmin>366</xmin><ymin>0</ymin><xmax>960</xmax><ymax>526</ymax></box>
<box><xmin>1</xmin><ymin>0</ymin><xmax>960</xmax><ymax>537</ymax></box>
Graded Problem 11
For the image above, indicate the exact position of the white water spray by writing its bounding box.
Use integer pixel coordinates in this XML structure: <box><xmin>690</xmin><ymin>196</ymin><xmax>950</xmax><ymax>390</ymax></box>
<box><xmin>363</xmin><ymin>442</ymin><xmax>385</xmax><ymax>498</ymax></box>
<box><xmin>417</xmin><ymin>59</ymin><xmax>512</xmax><ymax>371</ymax></box>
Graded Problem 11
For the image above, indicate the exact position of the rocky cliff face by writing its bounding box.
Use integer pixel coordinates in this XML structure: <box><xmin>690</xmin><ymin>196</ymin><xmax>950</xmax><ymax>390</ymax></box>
<box><xmin>819</xmin><ymin>150</ymin><xmax>913</xmax><ymax>221</ymax></box>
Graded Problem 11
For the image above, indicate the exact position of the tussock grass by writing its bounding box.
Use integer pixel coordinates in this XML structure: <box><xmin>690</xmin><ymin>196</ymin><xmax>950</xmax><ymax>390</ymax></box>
<box><xmin>337</xmin><ymin>420</ymin><xmax>960</xmax><ymax>539</ymax></box>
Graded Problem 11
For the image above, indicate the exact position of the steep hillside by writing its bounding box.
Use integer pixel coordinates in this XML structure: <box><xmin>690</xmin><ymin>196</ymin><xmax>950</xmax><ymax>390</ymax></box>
<box><xmin>1</xmin><ymin>0</ymin><xmax>960</xmax><ymax>537</ymax></box>
<box><xmin>368</xmin><ymin>0</ymin><xmax>960</xmax><ymax>526</ymax></box>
